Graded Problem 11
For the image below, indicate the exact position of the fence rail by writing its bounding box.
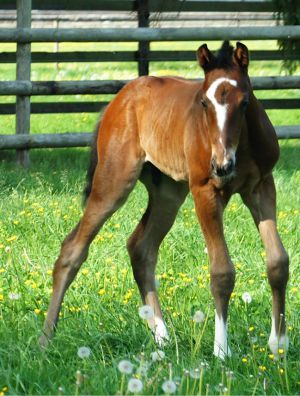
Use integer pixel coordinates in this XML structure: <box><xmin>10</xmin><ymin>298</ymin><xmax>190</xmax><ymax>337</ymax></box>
<box><xmin>1</xmin><ymin>26</ymin><xmax>300</xmax><ymax>42</ymax></box>
<box><xmin>1</xmin><ymin>126</ymin><xmax>299</xmax><ymax>151</ymax></box>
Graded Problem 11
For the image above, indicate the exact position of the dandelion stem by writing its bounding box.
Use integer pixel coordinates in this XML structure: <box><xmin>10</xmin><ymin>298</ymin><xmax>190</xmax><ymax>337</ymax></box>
<box><xmin>192</xmin><ymin>306</ymin><xmax>210</xmax><ymax>358</ymax></box>
<box><xmin>198</xmin><ymin>368</ymin><xmax>204</xmax><ymax>396</ymax></box>
<box><xmin>120</xmin><ymin>374</ymin><xmax>125</xmax><ymax>395</ymax></box>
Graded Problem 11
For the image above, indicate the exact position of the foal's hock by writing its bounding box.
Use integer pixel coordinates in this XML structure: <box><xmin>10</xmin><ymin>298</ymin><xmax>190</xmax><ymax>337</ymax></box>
<box><xmin>40</xmin><ymin>41</ymin><xmax>289</xmax><ymax>359</ymax></box>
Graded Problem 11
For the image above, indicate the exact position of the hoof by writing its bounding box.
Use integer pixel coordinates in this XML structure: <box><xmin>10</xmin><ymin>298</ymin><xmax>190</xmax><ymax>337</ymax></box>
<box><xmin>268</xmin><ymin>334</ymin><xmax>289</xmax><ymax>359</ymax></box>
<box><xmin>214</xmin><ymin>344</ymin><xmax>232</xmax><ymax>360</ymax></box>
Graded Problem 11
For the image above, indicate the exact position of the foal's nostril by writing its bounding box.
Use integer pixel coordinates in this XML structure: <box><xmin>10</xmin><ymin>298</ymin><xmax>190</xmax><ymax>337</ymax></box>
<box><xmin>211</xmin><ymin>158</ymin><xmax>235</xmax><ymax>177</ymax></box>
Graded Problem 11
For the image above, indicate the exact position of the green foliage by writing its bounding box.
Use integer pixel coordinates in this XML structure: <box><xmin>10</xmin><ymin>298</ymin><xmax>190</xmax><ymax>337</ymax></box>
<box><xmin>273</xmin><ymin>0</ymin><xmax>300</xmax><ymax>74</ymax></box>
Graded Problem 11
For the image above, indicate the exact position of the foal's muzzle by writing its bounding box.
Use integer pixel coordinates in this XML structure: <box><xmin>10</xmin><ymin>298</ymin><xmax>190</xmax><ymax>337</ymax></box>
<box><xmin>211</xmin><ymin>157</ymin><xmax>235</xmax><ymax>178</ymax></box>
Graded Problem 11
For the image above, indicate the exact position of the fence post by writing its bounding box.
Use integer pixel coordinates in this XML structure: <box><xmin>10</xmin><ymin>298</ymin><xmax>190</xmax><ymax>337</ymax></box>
<box><xmin>16</xmin><ymin>0</ymin><xmax>31</xmax><ymax>167</ymax></box>
<box><xmin>137</xmin><ymin>0</ymin><xmax>149</xmax><ymax>76</ymax></box>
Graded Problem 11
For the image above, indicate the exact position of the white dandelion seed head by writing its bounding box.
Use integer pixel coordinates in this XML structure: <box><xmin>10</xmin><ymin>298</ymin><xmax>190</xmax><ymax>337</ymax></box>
<box><xmin>127</xmin><ymin>378</ymin><xmax>143</xmax><ymax>393</ymax></box>
<box><xmin>8</xmin><ymin>292</ymin><xmax>21</xmax><ymax>300</ymax></box>
<box><xmin>136</xmin><ymin>361</ymin><xmax>149</xmax><ymax>377</ymax></box>
<box><xmin>138</xmin><ymin>305</ymin><xmax>154</xmax><ymax>320</ymax></box>
<box><xmin>190</xmin><ymin>368</ymin><xmax>201</xmax><ymax>379</ymax></box>
<box><xmin>118</xmin><ymin>359</ymin><xmax>134</xmax><ymax>375</ymax></box>
<box><xmin>192</xmin><ymin>310</ymin><xmax>205</xmax><ymax>323</ymax></box>
<box><xmin>151</xmin><ymin>350</ymin><xmax>165</xmax><ymax>362</ymax></box>
<box><xmin>162</xmin><ymin>380</ymin><xmax>177</xmax><ymax>394</ymax></box>
<box><xmin>242</xmin><ymin>292</ymin><xmax>252</xmax><ymax>304</ymax></box>
<box><xmin>77</xmin><ymin>346</ymin><xmax>91</xmax><ymax>359</ymax></box>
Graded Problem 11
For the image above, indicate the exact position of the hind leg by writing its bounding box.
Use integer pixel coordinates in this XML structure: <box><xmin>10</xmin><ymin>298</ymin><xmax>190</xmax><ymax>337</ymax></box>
<box><xmin>39</xmin><ymin>152</ymin><xmax>144</xmax><ymax>347</ymax></box>
<box><xmin>241</xmin><ymin>174</ymin><xmax>289</xmax><ymax>358</ymax></box>
<box><xmin>127</xmin><ymin>165</ymin><xmax>188</xmax><ymax>345</ymax></box>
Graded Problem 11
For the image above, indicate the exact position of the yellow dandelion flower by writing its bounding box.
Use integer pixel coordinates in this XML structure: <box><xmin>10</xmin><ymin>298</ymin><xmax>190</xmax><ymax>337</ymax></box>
<box><xmin>6</xmin><ymin>235</ymin><xmax>18</xmax><ymax>242</ymax></box>
<box><xmin>236</xmin><ymin>263</ymin><xmax>242</xmax><ymax>269</ymax></box>
<box><xmin>259</xmin><ymin>347</ymin><xmax>266</xmax><ymax>352</ymax></box>
<box><xmin>278</xmin><ymin>348</ymin><xmax>284</xmax><ymax>355</ymax></box>
<box><xmin>0</xmin><ymin>295</ymin><xmax>4</xmax><ymax>301</ymax></box>
<box><xmin>81</xmin><ymin>269</ymin><xmax>89</xmax><ymax>275</ymax></box>
<box><xmin>0</xmin><ymin>244</ymin><xmax>4</xmax><ymax>249</ymax></box>
<box><xmin>34</xmin><ymin>308</ymin><xmax>41</xmax><ymax>315</ymax></box>
<box><xmin>260</xmin><ymin>251</ymin><xmax>266</xmax><ymax>257</ymax></box>
<box><xmin>31</xmin><ymin>282</ymin><xmax>38</xmax><ymax>289</ymax></box>
<box><xmin>248</xmin><ymin>279</ymin><xmax>254</xmax><ymax>284</ymax></box>
<box><xmin>288</xmin><ymin>325</ymin><xmax>293</xmax><ymax>331</ymax></box>
<box><xmin>114</xmin><ymin>223</ymin><xmax>121</xmax><ymax>229</ymax></box>
<box><xmin>230</xmin><ymin>292</ymin><xmax>236</xmax><ymax>298</ymax></box>
<box><xmin>98</xmin><ymin>288</ymin><xmax>105</xmax><ymax>295</ymax></box>
<box><xmin>242</xmin><ymin>357</ymin><xmax>248</xmax><ymax>363</ymax></box>
<box><xmin>63</xmin><ymin>215</ymin><xmax>69</xmax><ymax>220</ymax></box>
<box><xmin>47</xmin><ymin>270</ymin><xmax>52</xmax><ymax>276</ymax></box>
<box><xmin>2</xmin><ymin>387</ymin><xmax>8</xmax><ymax>392</ymax></box>
<box><xmin>269</xmin><ymin>354</ymin><xmax>274</xmax><ymax>360</ymax></box>
<box><xmin>259</xmin><ymin>365</ymin><xmax>267</xmax><ymax>372</ymax></box>
<box><xmin>13</xmin><ymin>220</ymin><xmax>20</xmax><ymax>225</ymax></box>
<box><xmin>249</xmin><ymin>326</ymin><xmax>255</xmax><ymax>332</ymax></box>
<box><xmin>0</xmin><ymin>268</ymin><xmax>5</xmax><ymax>273</ymax></box>
<box><xmin>279</xmin><ymin>368</ymin><xmax>284</xmax><ymax>374</ymax></box>
<box><xmin>291</xmin><ymin>287</ymin><xmax>298</xmax><ymax>293</ymax></box>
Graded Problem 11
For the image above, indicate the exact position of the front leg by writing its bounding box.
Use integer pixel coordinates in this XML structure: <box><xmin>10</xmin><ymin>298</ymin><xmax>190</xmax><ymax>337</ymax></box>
<box><xmin>191</xmin><ymin>183</ymin><xmax>235</xmax><ymax>359</ymax></box>
<box><xmin>241</xmin><ymin>174</ymin><xmax>289</xmax><ymax>358</ymax></box>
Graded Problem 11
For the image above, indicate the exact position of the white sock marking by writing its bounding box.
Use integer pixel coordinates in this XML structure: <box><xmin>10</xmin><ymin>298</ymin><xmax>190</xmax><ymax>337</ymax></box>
<box><xmin>268</xmin><ymin>315</ymin><xmax>289</xmax><ymax>358</ymax></box>
<box><xmin>214</xmin><ymin>311</ymin><xmax>231</xmax><ymax>359</ymax></box>
<box><xmin>206</xmin><ymin>77</ymin><xmax>237</xmax><ymax>133</ymax></box>
<box><xmin>153</xmin><ymin>316</ymin><xmax>169</xmax><ymax>346</ymax></box>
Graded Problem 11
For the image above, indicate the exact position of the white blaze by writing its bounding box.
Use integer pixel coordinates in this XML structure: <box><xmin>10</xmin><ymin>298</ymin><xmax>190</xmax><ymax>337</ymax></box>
<box><xmin>214</xmin><ymin>311</ymin><xmax>231</xmax><ymax>359</ymax></box>
<box><xmin>206</xmin><ymin>77</ymin><xmax>237</xmax><ymax>133</ymax></box>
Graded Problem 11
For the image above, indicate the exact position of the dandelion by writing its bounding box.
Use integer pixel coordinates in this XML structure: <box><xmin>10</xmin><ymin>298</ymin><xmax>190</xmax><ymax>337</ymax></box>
<box><xmin>278</xmin><ymin>348</ymin><xmax>284</xmax><ymax>355</ymax></box>
<box><xmin>151</xmin><ymin>350</ymin><xmax>165</xmax><ymax>362</ymax></box>
<box><xmin>162</xmin><ymin>380</ymin><xmax>177</xmax><ymax>394</ymax></box>
<box><xmin>8</xmin><ymin>292</ymin><xmax>21</xmax><ymax>300</ymax></box>
<box><xmin>127</xmin><ymin>378</ymin><xmax>143</xmax><ymax>393</ymax></box>
<box><xmin>138</xmin><ymin>305</ymin><xmax>154</xmax><ymax>320</ymax></box>
<box><xmin>77</xmin><ymin>346</ymin><xmax>91</xmax><ymax>359</ymax></box>
<box><xmin>190</xmin><ymin>368</ymin><xmax>201</xmax><ymax>379</ymax></box>
<box><xmin>34</xmin><ymin>308</ymin><xmax>41</xmax><ymax>315</ymax></box>
<box><xmin>259</xmin><ymin>365</ymin><xmax>267</xmax><ymax>372</ymax></box>
<box><xmin>242</xmin><ymin>357</ymin><xmax>248</xmax><ymax>363</ymax></box>
<box><xmin>98</xmin><ymin>288</ymin><xmax>105</xmax><ymax>295</ymax></box>
<box><xmin>242</xmin><ymin>292</ymin><xmax>252</xmax><ymax>304</ymax></box>
<box><xmin>118</xmin><ymin>360</ymin><xmax>134</xmax><ymax>375</ymax></box>
<box><xmin>192</xmin><ymin>310</ymin><xmax>205</xmax><ymax>323</ymax></box>
<box><xmin>268</xmin><ymin>353</ymin><xmax>275</xmax><ymax>360</ymax></box>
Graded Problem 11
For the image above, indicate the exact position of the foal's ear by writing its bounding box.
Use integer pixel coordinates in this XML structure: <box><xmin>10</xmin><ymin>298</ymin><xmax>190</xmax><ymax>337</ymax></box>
<box><xmin>233</xmin><ymin>42</ymin><xmax>249</xmax><ymax>69</ymax></box>
<box><xmin>197</xmin><ymin>44</ymin><xmax>216</xmax><ymax>72</ymax></box>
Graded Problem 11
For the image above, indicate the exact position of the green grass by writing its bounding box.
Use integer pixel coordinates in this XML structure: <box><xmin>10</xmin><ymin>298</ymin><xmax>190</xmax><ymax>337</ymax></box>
<box><xmin>0</xmin><ymin>142</ymin><xmax>299</xmax><ymax>395</ymax></box>
<box><xmin>0</xmin><ymin>41</ymin><xmax>300</xmax><ymax>395</ymax></box>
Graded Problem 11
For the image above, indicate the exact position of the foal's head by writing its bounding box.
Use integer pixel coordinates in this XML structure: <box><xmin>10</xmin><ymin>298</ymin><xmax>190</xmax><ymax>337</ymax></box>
<box><xmin>197</xmin><ymin>41</ymin><xmax>250</xmax><ymax>179</ymax></box>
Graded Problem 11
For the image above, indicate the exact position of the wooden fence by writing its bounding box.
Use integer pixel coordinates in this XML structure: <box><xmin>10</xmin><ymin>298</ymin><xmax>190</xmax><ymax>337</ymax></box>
<box><xmin>0</xmin><ymin>0</ymin><xmax>299</xmax><ymax>166</ymax></box>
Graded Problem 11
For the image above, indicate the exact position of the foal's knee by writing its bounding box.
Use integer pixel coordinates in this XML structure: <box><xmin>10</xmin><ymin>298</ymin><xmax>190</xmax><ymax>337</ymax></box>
<box><xmin>267</xmin><ymin>250</ymin><xmax>289</xmax><ymax>290</ymax></box>
<box><xmin>210</xmin><ymin>264</ymin><xmax>236</xmax><ymax>301</ymax></box>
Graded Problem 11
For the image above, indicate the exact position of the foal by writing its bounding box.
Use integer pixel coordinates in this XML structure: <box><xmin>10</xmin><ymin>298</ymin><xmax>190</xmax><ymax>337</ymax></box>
<box><xmin>40</xmin><ymin>41</ymin><xmax>289</xmax><ymax>359</ymax></box>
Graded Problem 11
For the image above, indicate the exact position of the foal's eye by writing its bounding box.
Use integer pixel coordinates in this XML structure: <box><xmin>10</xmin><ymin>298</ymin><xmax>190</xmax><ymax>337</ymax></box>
<box><xmin>201</xmin><ymin>98</ymin><xmax>208</xmax><ymax>108</ymax></box>
<box><xmin>241</xmin><ymin>99</ymin><xmax>249</xmax><ymax>111</ymax></box>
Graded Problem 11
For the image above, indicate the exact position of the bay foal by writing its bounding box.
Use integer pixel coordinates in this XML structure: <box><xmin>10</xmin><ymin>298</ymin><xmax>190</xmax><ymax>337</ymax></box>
<box><xmin>40</xmin><ymin>41</ymin><xmax>289</xmax><ymax>359</ymax></box>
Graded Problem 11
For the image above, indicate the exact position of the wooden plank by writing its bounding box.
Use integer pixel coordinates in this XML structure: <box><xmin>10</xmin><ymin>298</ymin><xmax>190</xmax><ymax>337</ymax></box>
<box><xmin>0</xmin><ymin>0</ymin><xmax>275</xmax><ymax>12</ymax></box>
<box><xmin>1</xmin><ymin>99</ymin><xmax>299</xmax><ymax>115</ymax></box>
<box><xmin>0</xmin><ymin>125</ymin><xmax>299</xmax><ymax>151</ymax></box>
<box><xmin>0</xmin><ymin>132</ymin><xmax>93</xmax><ymax>149</ymax></box>
<box><xmin>1</xmin><ymin>50</ymin><xmax>299</xmax><ymax>64</ymax></box>
<box><xmin>1</xmin><ymin>26</ymin><xmax>300</xmax><ymax>43</ymax></box>
<box><xmin>137</xmin><ymin>0</ymin><xmax>150</xmax><ymax>76</ymax></box>
<box><xmin>0</xmin><ymin>101</ymin><xmax>109</xmax><ymax>114</ymax></box>
<box><xmin>1</xmin><ymin>77</ymin><xmax>300</xmax><ymax>96</ymax></box>
<box><xmin>16</xmin><ymin>0</ymin><xmax>31</xmax><ymax>168</ymax></box>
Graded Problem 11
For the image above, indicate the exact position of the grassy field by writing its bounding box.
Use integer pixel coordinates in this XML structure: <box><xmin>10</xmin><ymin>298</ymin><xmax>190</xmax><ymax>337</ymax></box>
<box><xmin>0</xmin><ymin>41</ymin><xmax>300</xmax><ymax>395</ymax></box>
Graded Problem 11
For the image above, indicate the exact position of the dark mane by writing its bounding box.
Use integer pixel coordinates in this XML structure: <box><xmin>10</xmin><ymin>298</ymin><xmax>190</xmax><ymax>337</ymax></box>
<box><xmin>215</xmin><ymin>40</ymin><xmax>234</xmax><ymax>69</ymax></box>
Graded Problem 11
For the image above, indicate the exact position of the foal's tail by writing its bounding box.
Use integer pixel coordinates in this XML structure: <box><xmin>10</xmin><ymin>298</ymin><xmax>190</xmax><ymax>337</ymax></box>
<box><xmin>82</xmin><ymin>118</ymin><xmax>101</xmax><ymax>206</ymax></box>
